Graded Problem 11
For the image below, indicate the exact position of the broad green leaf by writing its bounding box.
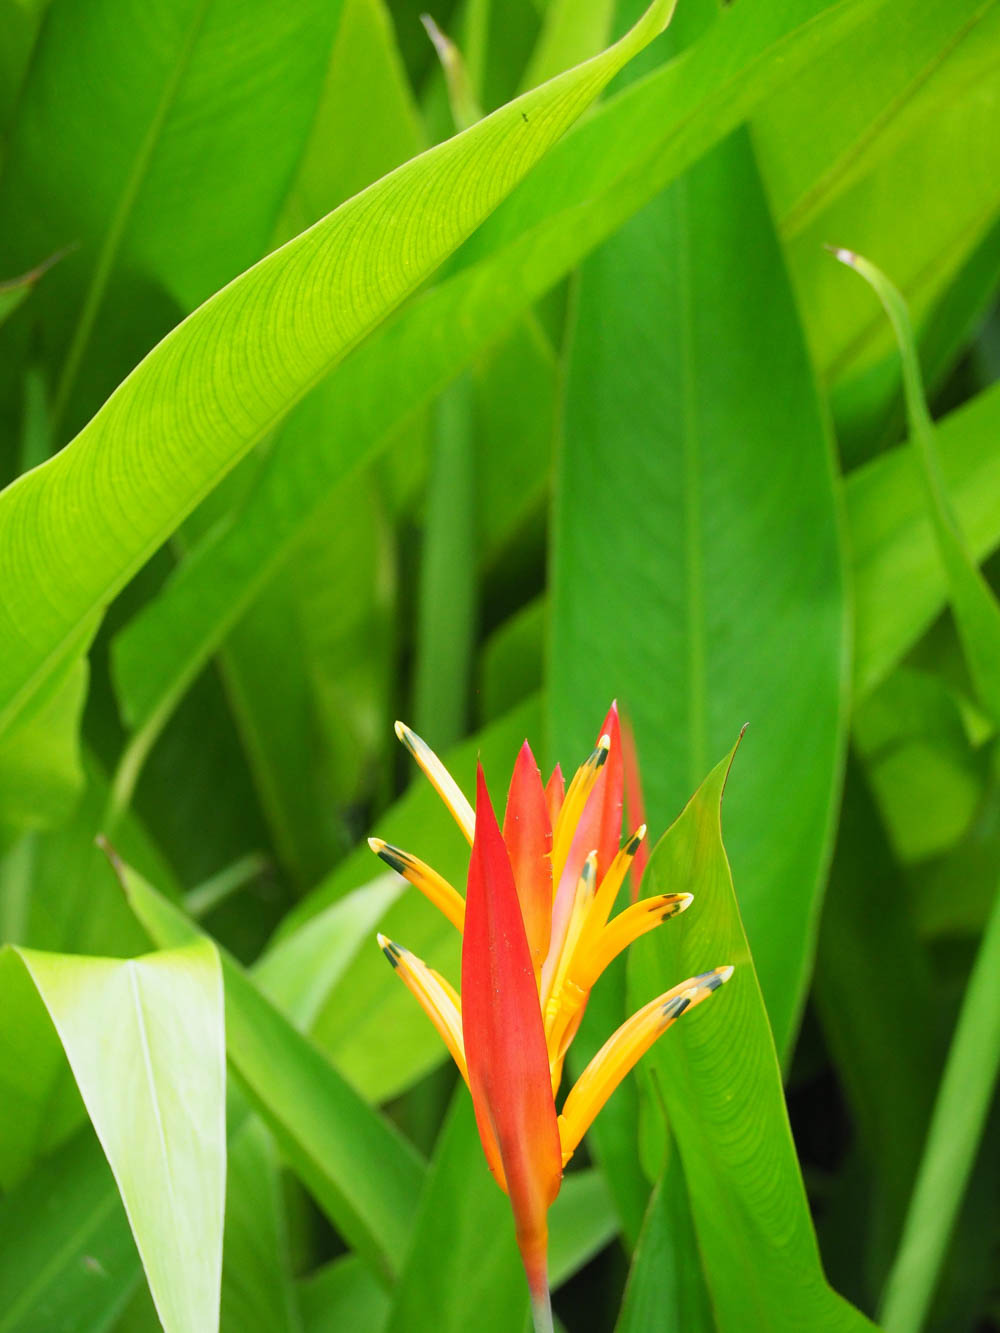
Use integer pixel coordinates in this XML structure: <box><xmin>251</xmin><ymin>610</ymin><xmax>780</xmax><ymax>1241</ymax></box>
<box><xmin>628</xmin><ymin>746</ymin><xmax>876</xmax><ymax>1332</ymax></box>
<box><xmin>615</xmin><ymin>1157</ymin><xmax>714</xmax><ymax>1333</ymax></box>
<box><xmin>0</xmin><ymin>0</ymin><xmax>673</xmax><ymax>742</ymax></box>
<box><xmin>5</xmin><ymin>939</ymin><xmax>226</xmax><ymax>1333</ymax></box>
<box><xmin>879</xmin><ymin>881</ymin><xmax>1000</xmax><ymax>1333</ymax></box>
<box><xmin>0</xmin><ymin>652</ymin><xmax>87</xmax><ymax>840</ymax></box>
<box><xmin>551</xmin><ymin>129</ymin><xmax>847</xmax><ymax>1057</ymax></box>
<box><xmin>0</xmin><ymin>1129</ymin><xmax>141</xmax><ymax>1333</ymax></box>
<box><xmin>117</xmin><ymin>857</ymin><xmax>426</xmax><ymax>1285</ymax></box>
<box><xmin>384</xmin><ymin>1091</ymin><xmax>528</xmax><ymax>1333</ymax></box>
<box><xmin>849</xmin><ymin>380</ymin><xmax>1000</xmax><ymax>699</ymax></box>
<box><xmin>108</xmin><ymin>0</ymin><xmax>881</xmax><ymax>753</ymax></box>
<box><xmin>0</xmin><ymin>0</ymin><xmax>352</xmax><ymax>437</ymax></box>
<box><xmin>755</xmin><ymin>0</ymin><xmax>1000</xmax><ymax>238</ymax></box>
<box><xmin>298</xmin><ymin>1258</ymin><xmax>388</xmax><ymax>1333</ymax></box>
<box><xmin>835</xmin><ymin>249</ymin><xmax>1000</xmax><ymax>726</ymax></box>
<box><xmin>285</xmin><ymin>696</ymin><xmax>542</xmax><ymax>1102</ymax></box>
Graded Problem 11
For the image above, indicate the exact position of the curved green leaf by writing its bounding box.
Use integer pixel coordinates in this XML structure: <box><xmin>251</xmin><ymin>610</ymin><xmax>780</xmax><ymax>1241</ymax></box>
<box><xmin>0</xmin><ymin>0</ymin><xmax>674</xmax><ymax>740</ymax></box>
<box><xmin>628</xmin><ymin>745</ymin><xmax>876</xmax><ymax>1332</ymax></box>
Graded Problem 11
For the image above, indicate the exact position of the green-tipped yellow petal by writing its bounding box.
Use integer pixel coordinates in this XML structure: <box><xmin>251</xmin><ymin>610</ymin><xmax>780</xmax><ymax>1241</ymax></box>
<box><xmin>369</xmin><ymin>837</ymin><xmax>465</xmax><ymax>931</ymax></box>
<box><xmin>557</xmin><ymin>966</ymin><xmax>733</xmax><ymax>1164</ymax></box>
<box><xmin>578</xmin><ymin>892</ymin><xmax>693</xmax><ymax>993</ymax></box>
<box><xmin>394</xmin><ymin>720</ymin><xmax>475</xmax><ymax>843</ymax></box>
<box><xmin>377</xmin><ymin>934</ymin><xmax>468</xmax><ymax>1084</ymax></box>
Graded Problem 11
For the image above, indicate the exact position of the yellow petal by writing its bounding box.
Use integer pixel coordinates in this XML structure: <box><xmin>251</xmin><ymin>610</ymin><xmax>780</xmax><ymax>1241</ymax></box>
<box><xmin>577</xmin><ymin>892</ymin><xmax>693</xmax><ymax>993</ymax></box>
<box><xmin>368</xmin><ymin>838</ymin><xmax>465</xmax><ymax>932</ymax></box>
<box><xmin>394</xmin><ymin>721</ymin><xmax>475</xmax><ymax>843</ymax></box>
<box><xmin>551</xmin><ymin>735</ymin><xmax>610</xmax><ymax>881</ymax></box>
<box><xmin>376</xmin><ymin>934</ymin><xmax>468</xmax><ymax>1084</ymax></box>
<box><xmin>543</xmin><ymin>853</ymin><xmax>597</xmax><ymax>1047</ymax></box>
<box><xmin>572</xmin><ymin>825</ymin><xmax>647</xmax><ymax>972</ymax></box>
<box><xmin>557</xmin><ymin>966</ymin><xmax>733</xmax><ymax>1164</ymax></box>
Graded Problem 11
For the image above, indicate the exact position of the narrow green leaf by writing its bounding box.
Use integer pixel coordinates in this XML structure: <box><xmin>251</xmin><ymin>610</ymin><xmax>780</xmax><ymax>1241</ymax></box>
<box><xmin>108</xmin><ymin>0</ymin><xmax>880</xmax><ymax>753</ymax></box>
<box><xmin>0</xmin><ymin>652</ymin><xmax>87</xmax><ymax>839</ymax></box>
<box><xmin>8</xmin><ymin>939</ymin><xmax>226</xmax><ymax>1333</ymax></box>
<box><xmin>413</xmin><ymin>375</ymin><xmax>478</xmax><ymax>748</ymax></box>
<box><xmin>849</xmin><ymin>380</ymin><xmax>1000</xmax><ymax>698</ymax></box>
<box><xmin>879</xmin><ymin>882</ymin><xmax>1000</xmax><ymax>1333</ymax></box>
<box><xmin>253</xmin><ymin>875</ymin><xmax>402</xmax><ymax>1030</ymax></box>
<box><xmin>0</xmin><ymin>0</ymin><xmax>673</xmax><ymax>741</ymax></box>
<box><xmin>628</xmin><ymin>744</ymin><xmax>876</xmax><ymax>1332</ymax></box>
<box><xmin>221</xmin><ymin>1118</ymin><xmax>303</xmax><ymax>1333</ymax></box>
<box><xmin>116</xmin><ymin>857</ymin><xmax>425</xmax><ymax>1286</ymax></box>
<box><xmin>837</xmin><ymin>248</ymin><xmax>1000</xmax><ymax>725</ymax></box>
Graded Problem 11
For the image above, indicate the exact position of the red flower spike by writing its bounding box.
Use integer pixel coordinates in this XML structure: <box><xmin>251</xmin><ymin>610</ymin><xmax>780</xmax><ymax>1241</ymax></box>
<box><xmin>622</xmin><ymin>711</ymin><xmax>649</xmax><ymax>901</ymax></box>
<box><xmin>503</xmin><ymin>741</ymin><xmax>554</xmax><ymax>982</ymax></box>
<box><xmin>544</xmin><ymin>764</ymin><xmax>565</xmax><ymax>826</ymax></box>
<box><xmin>463</xmin><ymin>764</ymin><xmax>563</xmax><ymax>1302</ymax></box>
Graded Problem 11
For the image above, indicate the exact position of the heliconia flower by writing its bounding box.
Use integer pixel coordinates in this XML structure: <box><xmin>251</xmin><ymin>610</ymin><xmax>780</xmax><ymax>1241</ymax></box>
<box><xmin>370</xmin><ymin>703</ymin><xmax>732</xmax><ymax>1331</ymax></box>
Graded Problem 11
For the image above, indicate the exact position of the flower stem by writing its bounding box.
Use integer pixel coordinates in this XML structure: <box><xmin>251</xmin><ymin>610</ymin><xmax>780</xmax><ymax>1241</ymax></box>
<box><xmin>529</xmin><ymin>1285</ymin><xmax>554</xmax><ymax>1333</ymax></box>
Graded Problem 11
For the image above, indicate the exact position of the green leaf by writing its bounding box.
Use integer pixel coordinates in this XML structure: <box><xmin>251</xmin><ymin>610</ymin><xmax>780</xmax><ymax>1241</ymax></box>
<box><xmin>0</xmin><ymin>1128</ymin><xmax>141</xmax><ymax>1333</ymax></box>
<box><xmin>298</xmin><ymin>1258</ymin><xmax>388</xmax><ymax>1333</ymax></box>
<box><xmin>849</xmin><ymin>380</ymin><xmax>1000</xmax><ymax>699</ymax></box>
<box><xmin>413</xmin><ymin>376</ymin><xmax>478</xmax><ymax>748</ymax></box>
<box><xmin>4</xmin><ymin>939</ymin><xmax>226</xmax><ymax>1333</ymax></box>
<box><xmin>253</xmin><ymin>875</ymin><xmax>402</xmax><ymax>1029</ymax></box>
<box><xmin>220</xmin><ymin>1118</ymin><xmax>303</xmax><ymax>1333</ymax></box>
<box><xmin>628</xmin><ymin>744</ymin><xmax>876</xmax><ymax>1331</ymax></box>
<box><xmin>835</xmin><ymin>249</ymin><xmax>1000</xmax><ymax>727</ymax></box>
<box><xmin>116</xmin><ymin>856</ymin><xmax>426</xmax><ymax>1286</ymax></box>
<box><xmin>0</xmin><ymin>0</ymin><xmax>673</xmax><ymax>743</ymax></box>
<box><xmin>0</xmin><ymin>651</ymin><xmax>87</xmax><ymax>839</ymax></box>
<box><xmin>0</xmin><ymin>0</ymin><xmax>353</xmax><ymax>434</ymax></box>
<box><xmin>384</xmin><ymin>1091</ymin><xmax>528</xmax><ymax>1333</ymax></box>
<box><xmin>551</xmin><ymin>129</ymin><xmax>847</xmax><ymax>1057</ymax></box>
<box><xmin>879</xmin><ymin>881</ymin><xmax>1000</xmax><ymax>1333</ymax></box>
<box><xmin>107</xmin><ymin>0</ymin><xmax>879</xmax><ymax>758</ymax></box>
<box><xmin>615</xmin><ymin>1157</ymin><xmax>714</xmax><ymax>1333</ymax></box>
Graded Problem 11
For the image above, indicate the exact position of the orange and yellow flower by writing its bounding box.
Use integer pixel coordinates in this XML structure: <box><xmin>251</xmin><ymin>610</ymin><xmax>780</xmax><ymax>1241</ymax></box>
<box><xmin>370</xmin><ymin>703</ymin><xmax>732</xmax><ymax>1329</ymax></box>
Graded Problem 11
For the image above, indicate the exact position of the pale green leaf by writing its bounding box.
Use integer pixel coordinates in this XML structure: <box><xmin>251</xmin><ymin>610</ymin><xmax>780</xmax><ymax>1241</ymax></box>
<box><xmin>6</xmin><ymin>940</ymin><xmax>226</xmax><ymax>1333</ymax></box>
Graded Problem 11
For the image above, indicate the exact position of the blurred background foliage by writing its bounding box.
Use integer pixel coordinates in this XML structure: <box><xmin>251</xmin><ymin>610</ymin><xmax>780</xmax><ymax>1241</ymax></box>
<box><xmin>0</xmin><ymin>0</ymin><xmax>998</xmax><ymax>1329</ymax></box>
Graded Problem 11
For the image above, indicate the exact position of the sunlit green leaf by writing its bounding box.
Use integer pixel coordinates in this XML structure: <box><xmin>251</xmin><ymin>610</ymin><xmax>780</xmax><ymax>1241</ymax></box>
<box><xmin>0</xmin><ymin>0</ymin><xmax>673</xmax><ymax>743</ymax></box>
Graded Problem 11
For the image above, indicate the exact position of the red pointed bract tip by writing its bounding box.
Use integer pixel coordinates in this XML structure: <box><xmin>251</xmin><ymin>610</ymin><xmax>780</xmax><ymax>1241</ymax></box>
<box><xmin>463</xmin><ymin>763</ymin><xmax>563</xmax><ymax>1282</ymax></box>
<box><xmin>503</xmin><ymin>741</ymin><xmax>553</xmax><ymax>981</ymax></box>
